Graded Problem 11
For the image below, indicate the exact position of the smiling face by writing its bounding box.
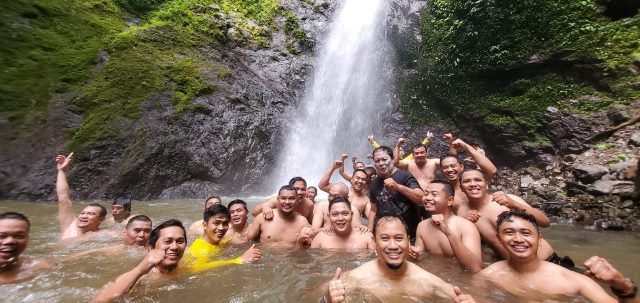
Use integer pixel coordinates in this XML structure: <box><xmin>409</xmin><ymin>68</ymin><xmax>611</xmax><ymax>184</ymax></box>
<box><xmin>153</xmin><ymin>226</ymin><xmax>186</xmax><ymax>269</ymax></box>
<box><xmin>440</xmin><ymin>157</ymin><xmax>462</xmax><ymax>182</ymax></box>
<box><xmin>375</xmin><ymin>218</ymin><xmax>408</xmax><ymax>270</ymax></box>
<box><xmin>412</xmin><ymin>146</ymin><xmax>427</xmax><ymax>164</ymax></box>
<box><xmin>123</xmin><ymin>220</ymin><xmax>152</xmax><ymax>246</ymax></box>
<box><xmin>329</xmin><ymin>202</ymin><xmax>352</xmax><ymax>234</ymax></box>
<box><xmin>351</xmin><ymin>170</ymin><xmax>368</xmax><ymax>192</ymax></box>
<box><xmin>373</xmin><ymin>150</ymin><xmax>394</xmax><ymax>178</ymax></box>
<box><xmin>203</xmin><ymin>214</ymin><xmax>229</xmax><ymax>245</ymax></box>
<box><xmin>77</xmin><ymin>206</ymin><xmax>104</xmax><ymax>231</ymax></box>
<box><xmin>229</xmin><ymin>204</ymin><xmax>248</xmax><ymax>228</ymax></box>
<box><xmin>460</xmin><ymin>170</ymin><xmax>488</xmax><ymax>201</ymax></box>
<box><xmin>0</xmin><ymin>219</ymin><xmax>29</xmax><ymax>267</ymax></box>
<box><xmin>292</xmin><ymin>181</ymin><xmax>307</xmax><ymax>202</ymax></box>
<box><xmin>498</xmin><ymin>217</ymin><xmax>540</xmax><ymax>261</ymax></box>
<box><xmin>306</xmin><ymin>187</ymin><xmax>317</xmax><ymax>201</ymax></box>
<box><xmin>277</xmin><ymin>189</ymin><xmax>298</xmax><ymax>214</ymax></box>
<box><xmin>422</xmin><ymin>183</ymin><xmax>453</xmax><ymax>214</ymax></box>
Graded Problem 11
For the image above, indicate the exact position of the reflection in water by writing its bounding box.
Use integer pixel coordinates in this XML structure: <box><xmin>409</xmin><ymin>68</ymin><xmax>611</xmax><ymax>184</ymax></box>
<box><xmin>1</xmin><ymin>200</ymin><xmax>638</xmax><ymax>302</ymax></box>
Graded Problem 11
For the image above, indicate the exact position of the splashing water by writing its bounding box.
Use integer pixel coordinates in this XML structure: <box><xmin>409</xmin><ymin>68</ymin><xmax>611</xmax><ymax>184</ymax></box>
<box><xmin>273</xmin><ymin>0</ymin><xmax>393</xmax><ymax>189</ymax></box>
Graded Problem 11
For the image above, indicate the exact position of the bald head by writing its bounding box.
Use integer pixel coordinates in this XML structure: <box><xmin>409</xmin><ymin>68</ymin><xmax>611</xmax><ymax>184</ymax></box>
<box><xmin>328</xmin><ymin>183</ymin><xmax>349</xmax><ymax>202</ymax></box>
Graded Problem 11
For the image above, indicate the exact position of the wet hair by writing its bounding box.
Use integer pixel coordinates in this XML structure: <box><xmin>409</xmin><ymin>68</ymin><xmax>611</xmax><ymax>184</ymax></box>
<box><xmin>364</xmin><ymin>166</ymin><xmax>376</xmax><ymax>177</ymax></box>
<box><xmin>428</xmin><ymin>180</ymin><xmax>454</xmax><ymax>197</ymax></box>
<box><xmin>126</xmin><ymin>215</ymin><xmax>152</xmax><ymax>229</ymax></box>
<box><xmin>439</xmin><ymin>153</ymin><xmax>460</xmax><ymax>165</ymax></box>
<box><xmin>0</xmin><ymin>212</ymin><xmax>30</xmax><ymax>229</ymax></box>
<box><xmin>497</xmin><ymin>210</ymin><xmax>539</xmax><ymax>233</ymax></box>
<box><xmin>204</xmin><ymin>196</ymin><xmax>221</xmax><ymax>207</ymax></box>
<box><xmin>372</xmin><ymin>146</ymin><xmax>393</xmax><ymax>158</ymax></box>
<box><xmin>227</xmin><ymin>199</ymin><xmax>248</xmax><ymax>212</ymax></box>
<box><xmin>112</xmin><ymin>198</ymin><xmax>132</xmax><ymax>211</ymax></box>
<box><xmin>412</xmin><ymin>143</ymin><xmax>427</xmax><ymax>153</ymax></box>
<box><xmin>278</xmin><ymin>184</ymin><xmax>297</xmax><ymax>195</ymax></box>
<box><xmin>459</xmin><ymin>168</ymin><xmax>488</xmax><ymax>183</ymax></box>
<box><xmin>88</xmin><ymin>203</ymin><xmax>107</xmax><ymax>218</ymax></box>
<box><xmin>288</xmin><ymin>177</ymin><xmax>307</xmax><ymax>188</ymax></box>
<box><xmin>306</xmin><ymin>186</ymin><xmax>317</xmax><ymax>194</ymax></box>
<box><xmin>372</xmin><ymin>211</ymin><xmax>409</xmax><ymax>237</ymax></box>
<box><xmin>204</xmin><ymin>204</ymin><xmax>230</xmax><ymax>222</ymax></box>
<box><xmin>355</xmin><ymin>161</ymin><xmax>365</xmax><ymax>166</ymax></box>
<box><xmin>352</xmin><ymin>169</ymin><xmax>369</xmax><ymax>181</ymax></box>
<box><xmin>149</xmin><ymin>219</ymin><xmax>186</xmax><ymax>248</ymax></box>
<box><xmin>328</xmin><ymin>196</ymin><xmax>352</xmax><ymax>212</ymax></box>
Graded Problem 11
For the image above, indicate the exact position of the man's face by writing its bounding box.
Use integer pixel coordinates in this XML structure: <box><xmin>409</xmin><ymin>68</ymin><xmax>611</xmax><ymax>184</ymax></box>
<box><xmin>229</xmin><ymin>204</ymin><xmax>248</xmax><ymax>228</ymax></box>
<box><xmin>77</xmin><ymin>206</ymin><xmax>104</xmax><ymax>229</ymax></box>
<box><xmin>123</xmin><ymin>220</ymin><xmax>152</xmax><ymax>246</ymax></box>
<box><xmin>351</xmin><ymin>171</ymin><xmax>368</xmax><ymax>192</ymax></box>
<box><xmin>329</xmin><ymin>202</ymin><xmax>352</xmax><ymax>233</ymax></box>
<box><xmin>373</xmin><ymin>151</ymin><xmax>394</xmax><ymax>178</ymax></box>
<box><xmin>0</xmin><ymin>219</ymin><xmax>29</xmax><ymax>267</ymax></box>
<box><xmin>111</xmin><ymin>204</ymin><xmax>130</xmax><ymax>221</ymax></box>
<box><xmin>205</xmin><ymin>198</ymin><xmax>222</xmax><ymax>209</ymax></box>
<box><xmin>203</xmin><ymin>214</ymin><xmax>229</xmax><ymax>245</ymax></box>
<box><xmin>153</xmin><ymin>226</ymin><xmax>186</xmax><ymax>268</ymax></box>
<box><xmin>441</xmin><ymin>157</ymin><xmax>462</xmax><ymax>181</ymax></box>
<box><xmin>412</xmin><ymin>146</ymin><xmax>427</xmax><ymax>164</ymax></box>
<box><xmin>292</xmin><ymin>181</ymin><xmax>307</xmax><ymax>201</ymax></box>
<box><xmin>277</xmin><ymin>189</ymin><xmax>298</xmax><ymax>214</ymax></box>
<box><xmin>355</xmin><ymin>162</ymin><xmax>366</xmax><ymax>170</ymax></box>
<box><xmin>375</xmin><ymin>218</ymin><xmax>408</xmax><ymax>270</ymax></box>
<box><xmin>498</xmin><ymin>217</ymin><xmax>540</xmax><ymax>261</ymax></box>
<box><xmin>422</xmin><ymin>183</ymin><xmax>452</xmax><ymax>214</ymax></box>
<box><xmin>460</xmin><ymin>170</ymin><xmax>487</xmax><ymax>200</ymax></box>
<box><xmin>306</xmin><ymin>188</ymin><xmax>317</xmax><ymax>201</ymax></box>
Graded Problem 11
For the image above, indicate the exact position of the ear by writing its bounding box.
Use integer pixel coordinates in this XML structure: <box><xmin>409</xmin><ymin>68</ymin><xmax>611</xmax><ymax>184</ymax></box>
<box><xmin>446</xmin><ymin>195</ymin><xmax>454</xmax><ymax>207</ymax></box>
<box><xmin>202</xmin><ymin>219</ymin><xmax>207</xmax><ymax>228</ymax></box>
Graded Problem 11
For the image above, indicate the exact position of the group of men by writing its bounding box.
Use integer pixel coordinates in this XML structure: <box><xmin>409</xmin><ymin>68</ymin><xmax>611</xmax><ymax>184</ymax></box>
<box><xmin>0</xmin><ymin>132</ymin><xmax>637</xmax><ymax>302</ymax></box>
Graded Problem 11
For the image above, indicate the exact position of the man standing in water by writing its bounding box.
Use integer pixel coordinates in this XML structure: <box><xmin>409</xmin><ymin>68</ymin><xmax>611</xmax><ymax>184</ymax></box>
<box><xmin>67</xmin><ymin>215</ymin><xmax>154</xmax><ymax>258</ymax></box>
<box><xmin>310</xmin><ymin>197</ymin><xmax>374</xmax><ymax>250</ymax></box>
<box><xmin>0</xmin><ymin>212</ymin><xmax>48</xmax><ymax>284</ymax></box>
<box><xmin>188</xmin><ymin>196</ymin><xmax>222</xmax><ymax>234</ymax></box>
<box><xmin>459</xmin><ymin>168</ymin><xmax>555</xmax><ymax>261</ymax></box>
<box><xmin>223</xmin><ymin>199</ymin><xmax>250</xmax><ymax>244</ymax></box>
<box><xmin>410</xmin><ymin>181</ymin><xmax>482</xmax><ymax>272</ymax></box>
<box><xmin>92</xmin><ymin>219</ymin><xmax>188</xmax><ymax>302</ymax></box>
<box><xmin>324</xmin><ymin>212</ymin><xmax>475</xmax><ymax>302</ymax></box>
<box><xmin>311</xmin><ymin>183</ymin><xmax>363</xmax><ymax>234</ymax></box>
<box><xmin>369</xmin><ymin>146</ymin><xmax>423</xmax><ymax>242</ymax></box>
<box><xmin>252</xmin><ymin>177</ymin><xmax>315</xmax><ymax>223</ymax></box>
<box><xmin>104</xmin><ymin>198</ymin><xmax>135</xmax><ymax>229</ymax></box>
<box><xmin>246</xmin><ymin>185</ymin><xmax>313</xmax><ymax>247</ymax></box>
<box><xmin>440</xmin><ymin>136</ymin><xmax>496</xmax><ymax>216</ymax></box>
<box><xmin>55</xmin><ymin>153</ymin><xmax>109</xmax><ymax>240</ymax></box>
<box><xmin>477</xmin><ymin>210</ymin><xmax>638</xmax><ymax>303</ymax></box>
<box><xmin>318</xmin><ymin>158</ymin><xmax>370</xmax><ymax>215</ymax></box>
<box><xmin>393</xmin><ymin>133</ymin><xmax>439</xmax><ymax>190</ymax></box>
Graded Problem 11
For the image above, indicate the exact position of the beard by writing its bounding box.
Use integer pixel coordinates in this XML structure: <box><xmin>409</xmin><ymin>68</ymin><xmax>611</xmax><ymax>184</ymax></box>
<box><xmin>385</xmin><ymin>261</ymin><xmax>403</xmax><ymax>270</ymax></box>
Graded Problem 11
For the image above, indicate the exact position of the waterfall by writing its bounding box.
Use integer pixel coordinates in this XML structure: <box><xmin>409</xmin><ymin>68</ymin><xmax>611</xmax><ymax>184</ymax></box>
<box><xmin>272</xmin><ymin>0</ymin><xmax>393</xmax><ymax>191</ymax></box>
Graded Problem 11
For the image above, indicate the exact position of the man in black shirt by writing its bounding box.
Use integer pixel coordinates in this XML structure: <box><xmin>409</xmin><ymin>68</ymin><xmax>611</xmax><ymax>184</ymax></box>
<box><xmin>369</xmin><ymin>146</ymin><xmax>424</xmax><ymax>242</ymax></box>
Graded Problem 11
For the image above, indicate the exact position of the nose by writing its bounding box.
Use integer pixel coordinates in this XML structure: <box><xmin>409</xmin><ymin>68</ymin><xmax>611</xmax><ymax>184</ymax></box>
<box><xmin>513</xmin><ymin>232</ymin><xmax>524</xmax><ymax>242</ymax></box>
<box><xmin>388</xmin><ymin>239</ymin><xmax>399</xmax><ymax>249</ymax></box>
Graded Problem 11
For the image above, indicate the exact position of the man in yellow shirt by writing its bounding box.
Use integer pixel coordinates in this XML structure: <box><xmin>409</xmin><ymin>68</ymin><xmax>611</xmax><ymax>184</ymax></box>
<box><xmin>183</xmin><ymin>204</ymin><xmax>261</xmax><ymax>273</ymax></box>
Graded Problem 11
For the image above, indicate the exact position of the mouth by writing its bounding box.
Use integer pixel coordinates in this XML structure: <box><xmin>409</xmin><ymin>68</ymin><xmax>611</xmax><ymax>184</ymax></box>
<box><xmin>423</xmin><ymin>200</ymin><xmax>435</xmax><ymax>210</ymax></box>
<box><xmin>510</xmin><ymin>244</ymin><xmax>529</xmax><ymax>253</ymax></box>
<box><xmin>0</xmin><ymin>247</ymin><xmax>17</xmax><ymax>258</ymax></box>
<box><xmin>215</xmin><ymin>231</ymin><xmax>225</xmax><ymax>238</ymax></box>
<box><xmin>231</xmin><ymin>217</ymin><xmax>242</xmax><ymax>224</ymax></box>
<box><xmin>335</xmin><ymin>221</ymin><xmax>346</xmax><ymax>229</ymax></box>
<box><xmin>385</xmin><ymin>251</ymin><xmax>403</xmax><ymax>260</ymax></box>
<box><xmin>445</xmin><ymin>171</ymin><xmax>457</xmax><ymax>179</ymax></box>
<box><xmin>165</xmin><ymin>251</ymin><xmax>181</xmax><ymax>260</ymax></box>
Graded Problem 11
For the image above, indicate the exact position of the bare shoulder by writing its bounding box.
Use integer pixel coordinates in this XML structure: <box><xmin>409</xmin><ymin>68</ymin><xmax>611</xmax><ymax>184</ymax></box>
<box><xmin>479</xmin><ymin>260</ymin><xmax>508</xmax><ymax>278</ymax></box>
<box><xmin>348</xmin><ymin>260</ymin><xmax>376</xmax><ymax>278</ymax></box>
<box><xmin>452</xmin><ymin>215</ymin><xmax>477</xmax><ymax>230</ymax></box>
<box><xmin>417</xmin><ymin>219</ymin><xmax>431</xmax><ymax>230</ymax></box>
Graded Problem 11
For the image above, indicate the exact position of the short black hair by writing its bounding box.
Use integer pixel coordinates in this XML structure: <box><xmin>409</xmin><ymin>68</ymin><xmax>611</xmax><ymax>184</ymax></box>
<box><xmin>459</xmin><ymin>168</ymin><xmax>488</xmax><ymax>183</ymax></box>
<box><xmin>126</xmin><ymin>215</ymin><xmax>152</xmax><ymax>229</ymax></box>
<box><xmin>306</xmin><ymin>186</ymin><xmax>317</xmax><ymax>192</ymax></box>
<box><xmin>328</xmin><ymin>196</ymin><xmax>352</xmax><ymax>212</ymax></box>
<box><xmin>112</xmin><ymin>198</ymin><xmax>132</xmax><ymax>211</ymax></box>
<box><xmin>88</xmin><ymin>203</ymin><xmax>107</xmax><ymax>218</ymax></box>
<box><xmin>278</xmin><ymin>184</ymin><xmax>296</xmax><ymax>195</ymax></box>
<box><xmin>439</xmin><ymin>153</ymin><xmax>460</xmax><ymax>164</ymax></box>
<box><xmin>352</xmin><ymin>169</ymin><xmax>369</xmax><ymax>181</ymax></box>
<box><xmin>0</xmin><ymin>212</ymin><xmax>30</xmax><ymax>229</ymax></box>
<box><xmin>496</xmin><ymin>210</ymin><xmax>539</xmax><ymax>233</ymax></box>
<box><xmin>204</xmin><ymin>196</ymin><xmax>221</xmax><ymax>207</ymax></box>
<box><xmin>412</xmin><ymin>143</ymin><xmax>427</xmax><ymax>153</ymax></box>
<box><xmin>428</xmin><ymin>180</ymin><xmax>454</xmax><ymax>197</ymax></box>
<box><xmin>364</xmin><ymin>166</ymin><xmax>376</xmax><ymax>177</ymax></box>
<box><xmin>204</xmin><ymin>204</ymin><xmax>229</xmax><ymax>222</ymax></box>
<box><xmin>372</xmin><ymin>211</ymin><xmax>409</xmax><ymax>237</ymax></box>
<box><xmin>149</xmin><ymin>219</ymin><xmax>186</xmax><ymax>248</ymax></box>
<box><xmin>288</xmin><ymin>177</ymin><xmax>307</xmax><ymax>188</ymax></box>
<box><xmin>228</xmin><ymin>199</ymin><xmax>248</xmax><ymax>212</ymax></box>
<box><xmin>372</xmin><ymin>146</ymin><xmax>393</xmax><ymax>158</ymax></box>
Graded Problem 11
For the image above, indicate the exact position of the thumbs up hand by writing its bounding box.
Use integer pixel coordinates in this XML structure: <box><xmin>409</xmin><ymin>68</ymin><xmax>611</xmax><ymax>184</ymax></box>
<box><xmin>454</xmin><ymin>286</ymin><xmax>476</xmax><ymax>303</ymax></box>
<box><xmin>327</xmin><ymin>267</ymin><xmax>346</xmax><ymax>302</ymax></box>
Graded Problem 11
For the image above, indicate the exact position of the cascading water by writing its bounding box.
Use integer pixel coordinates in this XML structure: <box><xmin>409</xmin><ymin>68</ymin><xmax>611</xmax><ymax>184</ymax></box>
<box><xmin>272</xmin><ymin>0</ymin><xmax>394</xmax><ymax>189</ymax></box>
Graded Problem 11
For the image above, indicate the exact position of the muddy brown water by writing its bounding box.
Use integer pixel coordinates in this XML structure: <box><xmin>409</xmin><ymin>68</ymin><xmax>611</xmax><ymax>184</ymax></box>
<box><xmin>1</xmin><ymin>199</ymin><xmax>638</xmax><ymax>302</ymax></box>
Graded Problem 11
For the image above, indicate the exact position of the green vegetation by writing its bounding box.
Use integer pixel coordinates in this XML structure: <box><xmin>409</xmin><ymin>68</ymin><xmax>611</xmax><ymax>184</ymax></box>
<box><xmin>1</xmin><ymin>0</ymin><xmax>311</xmax><ymax>150</ymax></box>
<box><xmin>407</xmin><ymin>0</ymin><xmax>640</xmax><ymax>151</ymax></box>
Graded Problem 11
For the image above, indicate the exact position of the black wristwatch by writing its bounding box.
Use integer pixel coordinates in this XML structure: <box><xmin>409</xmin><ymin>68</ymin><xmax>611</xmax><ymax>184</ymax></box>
<box><xmin>611</xmin><ymin>278</ymin><xmax>638</xmax><ymax>299</ymax></box>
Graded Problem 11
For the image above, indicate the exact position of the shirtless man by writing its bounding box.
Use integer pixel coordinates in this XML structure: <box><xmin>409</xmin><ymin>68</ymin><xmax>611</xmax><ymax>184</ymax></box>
<box><xmin>183</xmin><ymin>204</ymin><xmax>261</xmax><ymax>274</ymax></box>
<box><xmin>310</xmin><ymin>197</ymin><xmax>374</xmax><ymax>250</ymax></box>
<box><xmin>318</xmin><ymin>158</ymin><xmax>370</xmax><ymax>214</ymax></box>
<box><xmin>188</xmin><ymin>196</ymin><xmax>222</xmax><ymax>235</ymax></box>
<box><xmin>306</xmin><ymin>186</ymin><xmax>318</xmax><ymax>203</ymax></box>
<box><xmin>223</xmin><ymin>199</ymin><xmax>249</xmax><ymax>244</ymax></box>
<box><xmin>477</xmin><ymin>210</ymin><xmax>638</xmax><ymax>303</ymax></box>
<box><xmin>460</xmin><ymin>169</ymin><xmax>554</xmax><ymax>261</ymax></box>
<box><xmin>246</xmin><ymin>185</ymin><xmax>312</xmax><ymax>247</ymax></box>
<box><xmin>337</xmin><ymin>154</ymin><xmax>366</xmax><ymax>182</ymax></box>
<box><xmin>409</xmin><ymin>181</ymin><xmax>482</xmax><ymax>272</ymax></box>
<box><xmin>441</xmin><ymin>136</ymin><xmax>496</xmax><ymax>216</ymax></box>
<box><xmin>311</xmin><ymin>183</ymin><xmax>362</xmax><ymax>233</ymax></box>
<box><xmin>91</xmin><ymin>219</ymin><xmax>187</xmax><ymax>302</ymax></box>
<box><xmin>55</xmin><ymin>153</ymin><xmax>109</xmax><ymax>240</ymax></box>
<box><xmin>104</xmin><ymin>198</ymin><xmax>135</xmax><ymax>229</ymax></box>
<box><xmin>0</xmin><ymin>212</ymin><xmax>48</xmax><ymax>284</ymax></box>
<box><xmin>252</xmin><ymin>177</ymin><xmax>315</xmax><ymax>223</ymax></box>
<box><xmin>325</xmin><ymin>212</ymin><xmax>474</xmax><ymax>302</ymax></box>
<box><xmin>393</xmin><ymin>133</ymin><xmax>439</xmax><ymax>190</ymax></box>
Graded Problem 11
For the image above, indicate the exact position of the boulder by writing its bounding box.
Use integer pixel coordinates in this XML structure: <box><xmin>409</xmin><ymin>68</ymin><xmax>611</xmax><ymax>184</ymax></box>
<box><xmin>573</xmin><ymin>164</ymin><xmax>608</xmax><ymax>183</ymax></box>
<box><xmin>520</xmin><ymin>175</ymin><xmax>535</xmax><ymax>189</ymax></box>
<box><xmin>587</xmin><ymin>180</ymin><xmax>636</xmax><ymax>196</ymax></box>
<box><xmin>629</xmin><ymin>131</ymin><xmax>640</xmax><ymax>147</ymax></box>
<box><xmin>606</xmin><ymin>109</ymin><xmax>631</xmax><ymax>125</ymax></box>
<box><xmin>610</xmin><ymin>159</ymin><xmax>638</xmax><ymax>180</ymax></box>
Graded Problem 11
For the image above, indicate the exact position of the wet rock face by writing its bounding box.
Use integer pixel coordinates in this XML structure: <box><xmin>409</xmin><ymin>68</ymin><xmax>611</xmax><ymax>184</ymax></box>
<box><xmin>545</xmin><ymin>113</ymin><xmax>594</xmax><ymax>155</ymax></box>
<box><xmin>573</xmin><ymin>164</ymin><xmax>609</xmax><ymax>183</ymax></box>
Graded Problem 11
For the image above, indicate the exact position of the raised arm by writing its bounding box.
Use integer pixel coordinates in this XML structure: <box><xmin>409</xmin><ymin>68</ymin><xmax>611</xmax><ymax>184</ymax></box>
<box><xmin>393</xmin><ymin>138</ymin><xmax>409</xmax><ymax>169</ymax></box>
<box><xmin>91</xmin><ymin>249</ymin><xmax>163</xmax><ymax>303</ymax></box>
<box><xmin>443</xmin><ymin>133</ymin><xmax>457</xmax><ymax>155</ymax></box>
<box><xmin>319</xmin><ymin>159</ymin><xmax>342</xmax><ymax>193</ymax></box>
<box><xmin>338</xmin><ymin>154</ymin><xmax>352</xmax><ymax>182</ymax></box>
<box><xmin>583</xmin><ymin>256</ymin><xmax>639</xmax><ymax>303</ymax></box>
<box><xmin>493</xmin><ymin>192</ymin><xmax>551</xmax><ymax>228</ymax></box>
<box><xmin>451</xmin><ymin>139</ymin><xmax>497</xmax><ymax>182</ymax></box>
<box><xmin>55</xmin><ymin>153</ymin><xmax>76</xmax><ymax>233</ymax></box>
<box><xmin>367</xmin><ymin>134</ymin><xmax>380</xmax><ymax>149</ymax></box>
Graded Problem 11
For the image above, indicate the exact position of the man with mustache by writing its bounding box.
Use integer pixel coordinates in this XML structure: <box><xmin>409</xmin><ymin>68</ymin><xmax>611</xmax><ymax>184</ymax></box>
<box><xmin>0</xmin><ymin>212</ymin><xmax>48</xmax><ymax>284</ymax></box>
